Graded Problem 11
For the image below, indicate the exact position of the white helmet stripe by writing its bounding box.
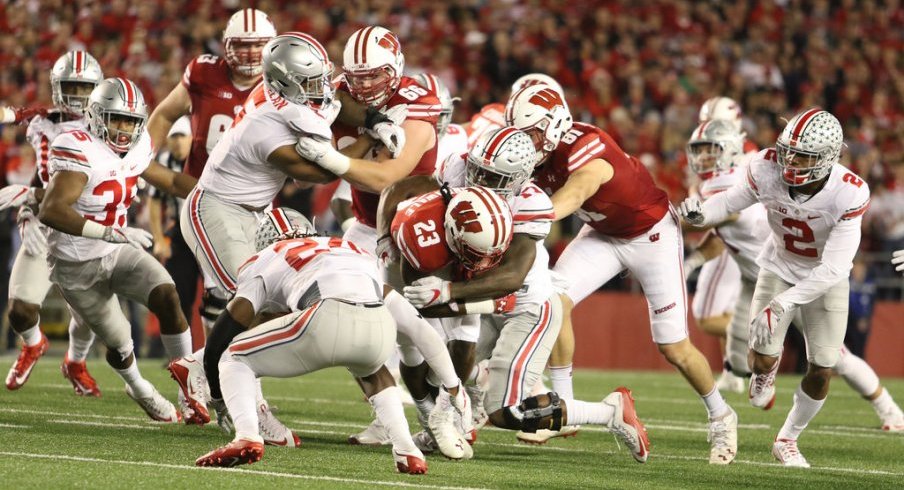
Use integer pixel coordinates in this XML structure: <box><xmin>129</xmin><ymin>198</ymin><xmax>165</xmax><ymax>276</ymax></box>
<box><xmin>470</xmin><ymin>186</ymin><xmax>506</xmax><ymax>248</ymax></box>
<box><xmin>483</xmin><ymin>126</ymin><xmax>518</xmax><ymax>160</ymax></box>
<box><xmin>790</xmin><ymin>108</ymin><xmax>823</xmax><ymax>144</ymax></box>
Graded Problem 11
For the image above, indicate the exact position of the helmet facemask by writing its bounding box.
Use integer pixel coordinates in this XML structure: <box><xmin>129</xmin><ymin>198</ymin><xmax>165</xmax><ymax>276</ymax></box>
<box><xmin>225</xmin><ymin>38</ymin><xmax>270</xmax><ymax>77</ymax></box>
<box><xmin>776</xmin><ymin>141</ymin><xmax>834</xmax><ymax>186</ymax></box>
<box><xmin>94</xmin><ymin>111</ymin><xmax>147</xmax><ymax>153</ymax></box>
<box><xmin>345</xmin><ymin>65</ymin><xmax>399</xmax><ymax>107</ymax></box>
<box><xmin>53</xmin><ymin>80</ymin><xmax>98</xmax><ymax>116</ymax></box>
<box><xmin>687</xmin><ymin>141</ymin><xmax>727</xmax><ymax>180</ymax></box>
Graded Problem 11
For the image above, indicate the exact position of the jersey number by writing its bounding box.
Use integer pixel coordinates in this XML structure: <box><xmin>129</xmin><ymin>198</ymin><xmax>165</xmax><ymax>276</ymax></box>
<box><xmin>781</xmin><ymin>218</ymin><xmax>817</xmax><ymax>258</ymax></box>
<box><xmin>92</xmin><ymin>176</ymin><xmax>139</xmax><ymax>226</ymax></box>
<box><xmin>560</xmin><ymin>128</ymin><xmax>582</xmax><ymax>145</ymax></box>
<box><xmin>275</xmin><ymin>237</ymin><xmax>364</xmax><ymax>271</ymax></box>
<box><xmin>398</xmin><ymin>85</ymin><xmax>428</xmax><ymax>101</ymax></box>
<box><xmin>206</xmin><ymin>114</ymin><xmax>234</xmax><ymax>153</ymax></box>
<box><xmin>842</xmin><ymin>173</ymin><xmax>863</xmax><ymax>188</ymax></box>
<box><xmin>413</xmin><ymin>219</ymin><xmax>441</xmax><ymax>247</ymax></box>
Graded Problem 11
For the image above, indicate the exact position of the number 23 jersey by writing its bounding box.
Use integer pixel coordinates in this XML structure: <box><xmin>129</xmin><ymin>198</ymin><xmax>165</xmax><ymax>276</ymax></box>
<box><xmin>47</xmin><ymin>129</ymin><xmax>153</xmax><ymax>262</ymax></box>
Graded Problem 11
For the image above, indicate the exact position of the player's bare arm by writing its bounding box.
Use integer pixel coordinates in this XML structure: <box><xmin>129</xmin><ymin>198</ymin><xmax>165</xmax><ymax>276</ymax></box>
<box><xmin>267</xmin><ymin>144</ymin><xmax>338</xmax><ymax>184</ymax></box>
<box><xmin>141</xmin><ymin>161</ymin><xmax>198</xmax><ymax>199</ymax></box>
<box><xmin>450</xmin><ymin>234</ymin><xmax>536</xmax><ymax>300</ymax></box>
<box><xmin>147</xmin><ymin>83</ymin><xmax>191</xmax><ymax>150</ymax></box>
<box><xmin>38</xmin><ymin>170</ymin><xmax>91</xmax><ymax>235</ymax></box>
<box><xmin>550</xmin><ymin>158</ymin><xmax>613</xmax><ymax>220</ymax></box>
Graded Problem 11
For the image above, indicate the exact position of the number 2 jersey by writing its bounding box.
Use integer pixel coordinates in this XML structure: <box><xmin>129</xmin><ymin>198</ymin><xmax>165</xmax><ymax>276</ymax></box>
<box><xmin>701</xmin><ymin>148</ymin><xmax>870</xmax><ymax>305</ymax></box>
<box><xmin>236</xmin><ymin>236</ymin><xmax>383</xmax><ymax>314</ymax></box>
<box><xmin>47</xmin><ymin>129</ymin><xmax>152</xmax><ymax>262</ymax></box>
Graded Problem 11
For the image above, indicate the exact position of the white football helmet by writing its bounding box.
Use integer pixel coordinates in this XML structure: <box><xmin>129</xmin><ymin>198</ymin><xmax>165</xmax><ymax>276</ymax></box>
<box><xmin>686</xmin><ymin>119</ymin><xmax>744</xmax><ymax>180</ymax></box>
<box><xmin>223</xmin><ymin>8</ymin><xmax>277</xmax><ymax>77</ymax></box>
<box><xmin>85</xmin><ymin>78</ymin><xmax>147</xmax><ymax>153</ymax></box>
<box><xmin>413</xmin><ymin>73</ymin><xmax>458</xmax><ymax>137</ymax></box>
<box><xmin>51</xmin><ymin>51</ymin><xmax>104</xmax><ymax>116</ymax></box>
<box><xmin>255</xmin><ymin>207</ymin><xmax>316</xmax><ymax>252</ymax></box>
<box><xmin>262</xmin><ymin>32</ymin><xmax>333</xmax><ymax>107</ymax></box>
<box><xmin>343</xmin><ymin>26</ymin><xmax>405</xmax><ymax>106</ymax></box>
<box><xmin>511</xmin><ymin>73</ymin><xmax>563</xmax><ymax>96</ymax></box>
<box><xmin>699</xmin><ymin>96</ymin><xmax>743</xmax><ymax>132</ymax></box>
<box><xmin>504</xmin><ymin>84</ymin><xmax>573</xmax><ymax>164</ymax></box>
<box><xmin>775</xmin><ymin>108</ymin><xmax>843</xmax><ymax>187</ymax></box>
<box><xmin>466</xmin><ymin>127</ymin><xmax>537</xmax><ymax>198</ymax></box>
<box><xmin>444</xmin><ymin>186</ymin><xmax>514</xmax><ymax>272</ymax></box>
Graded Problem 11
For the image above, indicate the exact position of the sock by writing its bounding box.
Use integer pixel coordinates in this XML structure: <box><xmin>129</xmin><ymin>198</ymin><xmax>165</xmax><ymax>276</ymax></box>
<box><xmin>115</xmin><ymin>361</ymin><xmax>154</xmax><ymax>398</ymax></box>
<box><xmin>778</xmin><ymin>385</ymin><xmax>825</xmax><ymax>441</ymax></box>
<box><xmin>413</xmin><ymin>395</ymin><xmax>436</xmax><ymax>429</ymax></box>
<box><xmin>550</xmin><ymin>365</ymin><xmax>574</xmax><ymax>400</ymax></box>
<box><xmin>371</xmin><ymin>386</ymin><xmax>417</xmax><ymax>452</ymax></box>
<box><xmin>67</xmin><ymin>318</ymin><xmax>95</xmax><ymax>362</ymax></box>
<box><xmin>702</xmin><ymin>386</ymin><xmax>730</xmax><ymax>420</ymax></box>
<box><xmin>20</xmin><ymin>322</ymin><xmax>42</xmax><ymax>347</ymax></box>
<box><xmin>220</xmin><ymin>357</ymin><xmax>261</xmax><ymax>441</ymax></box>
<box><xmin>161</xmin><ymin>331</ymin><xmax>192</xmax><ymax>359</ymax></box>
<box><xmin>871</xmin><ymin>388</ymin><xmax>895</xmax><ymax>414</ymax></box>
<box><xmin>834</xmin><ymin>349</ymin><xmax>880</xmax><ymax>397</ymax></box>
<box><xmin>385</xmin><ymin>290</ymin><xmax>460</xmax><ymax>389</ymax></box>
<box><xmin>565</xmin><ymin>399</ymin><xmax>614</xmax><ymax>425</ymax></box>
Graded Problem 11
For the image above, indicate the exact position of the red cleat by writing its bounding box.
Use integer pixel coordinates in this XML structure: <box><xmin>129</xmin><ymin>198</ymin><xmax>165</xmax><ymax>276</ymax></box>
<box><xmin>603</xmin><ymin>386</ymin><xmax>651</xmax><ymax>463</ymax></box>
<box><xmin>61</xmin><ymin>354</ymin><xmax>101</xmax><ymax>397</ymax></box>
<box><xmin>196</xmin><ymin>438</ymin><xmax>265</xmax><ymax>467</ymax></box>
<box><xmin>5</xmin><ymin>334</ymin><xmax>49</xmax><ymax>390</ymax></box>
<box><xmin>393</xmin><ymin>448</ymin><xmax>428</xmax><ymax>474</ymax></box>
<box><xmin>168</xmin><ymin>357</ymin><xmax>211</xmax><ymax>425</ymax></box>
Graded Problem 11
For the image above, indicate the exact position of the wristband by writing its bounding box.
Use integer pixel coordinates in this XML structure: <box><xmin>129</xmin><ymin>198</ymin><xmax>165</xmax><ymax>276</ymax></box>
<box><xmin>0</xmin><ymin>107</ymin><xmax>15</xmax><ymax>124</ymax></box>
<box><xmin>319</xmin><ymin>151</ymin><xmax>351</xmax><ymax>176</ymax></box>
<box><xmin>81</xmin><ymin>220</ymin><xmax>107</xmax><ymax>239</ymax></box>
<box><xmin>462</xmin><ymin>299</ymin><xmax>495</xmax><ymax>315</ymax></box>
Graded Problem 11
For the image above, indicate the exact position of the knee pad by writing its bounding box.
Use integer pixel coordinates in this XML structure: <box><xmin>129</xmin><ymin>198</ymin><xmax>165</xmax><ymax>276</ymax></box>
<box><xmin>200</xmin><ymin>289</ymin><xmax>229</xmax><ymax>322</ymax></box>
<box><xmin>811</xmin><ymin>349</ymin><xmax>840</xmax><ymax>370</ymax></box>
<box><xmin>503</xmin><ymin>392</ymin><xmax>563</xmax><ymax>433</ymax></box>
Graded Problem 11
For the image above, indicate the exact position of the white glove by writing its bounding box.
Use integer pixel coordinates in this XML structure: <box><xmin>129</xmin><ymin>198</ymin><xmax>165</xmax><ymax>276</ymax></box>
<box><xmin>0</xmin><ymin>185</ymin><xmax>37</xmax><ymax>211</ymax></box>
<box><xmin>678</xmin><ymin>197</ymin><xmax>705</xmax><ymax>226</ymax></box>
<box><xmin>381</xmin><ymin>104</ymin><xmax>408</xmax><ymax>125</ymax></box>
<box><xmin>103</xmin><ymin>226</ymin><xmax>153</xmax><ymax>249</ymax></box>
<box><xmin>209</xmin><ymin>398</ymin><xmax>234</xmax><ymax>435</ymax></box>
<box><xmin>750</xmin><ymin>299</ymin><xmax>792</xmax><ymax>348</ymax></box>
<box><xmin>403</xmin><ymin>276</ymin><xmax>453</xmax><ymax>308</ymax></box>
<box><xmin>683</xmin><ymin>250</ymin><xmax>706</xmax><ymax>280</ymax></box>
<box><xmin>318</xmin><ymin>98</ymin><xmax>342</xmax><ymax>126</ymax></box>
<box><xmin>892</xmin><ymin>249</ymin><xmax>904</xmax><ymax>274</ymax></box>
<box><xmin>17</xmin><ymin>207</ymin><xmax>47</xmax><ymax>257</ymax></box>
<box><xmin>375</xmin><ymin>233</ymin><xmax>399</xmax><ymax>266</ymax></box>
<box><xmin>295</xmin><ymin>135</ymin><xmax>351</xmax><ymax>175</ymax></box>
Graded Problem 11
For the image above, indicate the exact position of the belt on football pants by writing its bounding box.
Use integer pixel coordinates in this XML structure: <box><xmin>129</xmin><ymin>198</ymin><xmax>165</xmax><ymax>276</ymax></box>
<box><xmin>296</xmin><ymin>280</ymin><xmax>383</xmax><ymax>311</ymax></box>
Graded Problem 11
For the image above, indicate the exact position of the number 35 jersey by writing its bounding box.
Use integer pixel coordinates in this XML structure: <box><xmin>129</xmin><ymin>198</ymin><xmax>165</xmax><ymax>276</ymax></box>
<box><xmin>47</xmin><ymin>129</ymin><xmax>153</xmax><ymax>262</ymax></box>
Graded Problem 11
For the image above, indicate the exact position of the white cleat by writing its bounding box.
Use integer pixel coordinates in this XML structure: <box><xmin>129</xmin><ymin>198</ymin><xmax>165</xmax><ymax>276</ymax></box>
<box><xmin>708</xmin><ymin>407</ymin><xmax>738</xmax><ymax>464</ymax></box>
<box><xmin>348</xmin><ymin>418</ymin><xmax>392</xmax><ymax>446</ymax></box>
<box><xmin>749</xmin><ymin>363</ymin><xmax>778</xmax><ymax>410</ymax></box>
<box><xmin>516</xmin><ymin>426</ymin><xmax>580</xmax><ymax>445</ymax></box>
<box><xmin>772</xmin><ymin>438</ymin><xmax>810</xmax><ymax>468</ymax></box>
<box><xmin>603</xmin><ymin>387</ymin><xmax>650</xmax><ymax>463</ymax></box>
<box><xmin>878</xmin><ymin>405</ymin><xmax>904</xmax><ymax>432</ymax></box>
<box><xmin>428</xmin><ymin>390</ymin><xmax>473</xmax><ymax>460</ymax></box>
<box><xmin>125</xmin><ymin>385</ymin><xmax>181</xmax><ymax>423</ymax></box>
<box><xmin>465</xmin><ymin>384</ymin><xmax>488</xmax><ymax>430</ymax></box>
<box><xmin>716</xmin><ymin>369</ymin><xmax>747</xmax><ymax>394</ymax></box>
<box><xmin>168</xmin><ymin>356</ymin><xmax>211</xmax><ymax>425</ymax></box>
<box><xmin>258</xmin><ymin>400</ymin><xmax>301</xmax><ymax>447</ymax></box>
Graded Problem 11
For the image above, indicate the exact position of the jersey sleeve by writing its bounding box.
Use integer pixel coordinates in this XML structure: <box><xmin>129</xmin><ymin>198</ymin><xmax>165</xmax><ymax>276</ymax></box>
<box><xmin>567</xmin><ymin>133</ymin><xmax>608</xmax><ymax>173</ymax></box>
<box><xmin>393</xmin><ymin>85</ymin><xmax>442</xmax><ymax>125</ymax></box>
<box><xmin>838</xmin><ymin>181</ymin><xmax>871</xmax><ymax>223</ymax></box>
<box><xmin>48</xmin><ymin>133</ymin><xmax>91</xmax><ymax>175</ymax></box>
<box><xmin>283</xmin><ymin>104</ymin><xmax>332</xmax><ymax>140</ymax></box>
<box><xmin>513</xmin><ymin>185</ymin><xmax>554</xmax><ymax>239</ymax></box>
<box><xmin>234</xmin><ymin>252</ymin><xmax>270</xmax><ymax>312</ymax></box>
<box><xmin>434</xmin><ymin>153</ymin><xmax>466</xmax><ymax>187</ymax></box>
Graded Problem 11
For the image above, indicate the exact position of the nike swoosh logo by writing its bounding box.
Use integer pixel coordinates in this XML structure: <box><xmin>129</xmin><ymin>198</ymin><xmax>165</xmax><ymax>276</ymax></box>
<box><xmin>266</xmin><ymin>438</ymin><xmax>288</xmax><ymax>446</ymax></box>
<box><xmin>428</xmin><ymin>290</ymin><xmax>440</xmax><ymax>305</ymax></box>
<box><xmin>806</xmin><ymin>215</ymin><xmax>819</xmax><ymax>219</ymax></box>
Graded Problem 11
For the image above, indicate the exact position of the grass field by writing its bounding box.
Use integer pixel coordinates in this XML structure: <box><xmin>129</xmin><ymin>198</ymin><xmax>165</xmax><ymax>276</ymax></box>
<box><xmin>1</xmin><ymin>355</ymin><xmax>902</xmax><ymax>489</ymax></box>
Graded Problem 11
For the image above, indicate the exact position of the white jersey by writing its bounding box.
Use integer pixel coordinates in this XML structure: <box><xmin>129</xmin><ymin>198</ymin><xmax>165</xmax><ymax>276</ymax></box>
<box><xmin>47</xmin><ymin>129</ymin><xmax>152</xmax><ymax>262</ymax></box>
<box><xmin>702</xmin><ymin>148</ymin><xmax>870</xmax><ymax>306</ymax></box>
<box><xmin>437</xmin><ymin>154</ymin><xmax>554</xmax><ymax>312</ymax></box>
<box><xmin>435</xmin><ymin>123</ymin><xmax>468</xmax><ymax>170</ymax></box>
<box><xmin>235</xmin><ymin>236</ymin><xmax>383</xmax><ymax>314</ymax></box>
<box><xmin>198</xmin><ymin>82</ymin><xmax>332</xmax><ymax>209</ymax></box>
<box><xmin>26</xmin><ymin>112</ymin><xmax>87</xmax><ymax>187</ymax></box>
<box><xmin>699</xmin><ymin>164</ymin><xmax>769</xmax><ymax>281</ymax></box>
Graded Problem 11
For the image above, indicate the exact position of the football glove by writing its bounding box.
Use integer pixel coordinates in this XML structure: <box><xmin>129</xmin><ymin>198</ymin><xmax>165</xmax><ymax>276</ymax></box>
<box><xmin>103</xmin><ymin>226</ymin><xmax>154</xmax><ymax>249</ymax></box>
<box><xmin>209</xmin><ymin>398</ymin><xmax>234</xmax><ymax>435</ymax></box>
<box><xmin>892</xmin><ymin>249</ymin><xmax>904</xmax><ymax>274</ymax></box>
<box><xmin>750</xmin><ymin>299</ymin><xmax>793</xmax><ymax>347</ymax></box>
<box><xmin>375</xmin><ymin>233</ymin><xmax>399</xmax><ymax>266</ymax></box>
<box><xmin>403</xmin><ymin>276</ymin><xmax>452</xmax><ymax>308</ymax></box>
<box><xmin>678</xmin><ymin>197</ymin><xmax>705</xmax><ymax>226</ymax></box>
<box><xmin>17</xmin><ymin>207</ymin><xmax>47</xmax><ymax>257</ymax></box>
<box><xmin>1</xmin><ymin>106</ymin><xmax>48</xmax><ymax>124</ymax></box>
<box><xmin>295</xmin><ymin>135</ymin><xmax>351</xmax><ymax>175</ymax></box>
<box><xmin>0</xmin><ymin>185</ymin><xmax>37</xmax><ymax>211</ymax></box>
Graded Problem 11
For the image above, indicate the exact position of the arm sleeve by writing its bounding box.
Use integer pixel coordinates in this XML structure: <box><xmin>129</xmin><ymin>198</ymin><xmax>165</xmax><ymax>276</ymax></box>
<box><xmin>700</xmin><ymin>167</ymin><xmax>759</xmax><ymax>226</ymax></box>
<box><xmin>774</xmin><ymin>216</ymin><xmax>862</xmax><ymax>306</ymax></box>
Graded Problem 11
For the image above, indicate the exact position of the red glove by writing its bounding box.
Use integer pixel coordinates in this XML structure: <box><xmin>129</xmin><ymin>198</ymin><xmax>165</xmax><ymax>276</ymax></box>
<box><xmin>5</xmin><ymin>106</ymin><xmax>48</xmax><ymax>124</ymax></box>
<box><xmin>493</xmin><ymin>293</ymin><xmax>517</xmax><ymax>314</ymax></box>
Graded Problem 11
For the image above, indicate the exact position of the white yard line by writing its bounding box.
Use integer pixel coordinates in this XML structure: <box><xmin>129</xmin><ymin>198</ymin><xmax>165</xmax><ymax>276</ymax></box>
<box><xmin>0</xmin><ymin>407</ymin><xmax>151</xmax><ymax>423</ymax></box>
<box><xmin>0</xmin><ymin>423</ymin><xmax>30</xmax><ymax>428</ymax></box>
<box><xmin>48</xmin><ymin>419</ymin><xmax>161</xmax><ymax>431</ymax></box>
<box><xmin>0</xmin><ymin>451</ymin><xmax>490</xmax><ymax>490</ymax></box>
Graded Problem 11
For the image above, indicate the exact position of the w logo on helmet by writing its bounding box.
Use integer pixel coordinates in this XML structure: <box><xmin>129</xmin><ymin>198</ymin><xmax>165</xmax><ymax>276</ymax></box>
<box><xmin>377</xmin><ymin>33</ymin><xmax>400</xmax><ymax>56</ymax></box>
<box><xmin>450</xmin><ymin>200</ymin><xmax>484</xmax><ymax>233</ymax></box>
<box><xmin>528</xmin><ymin>88</ymin><xmax>564</xmax><ymax>111</ymax></box>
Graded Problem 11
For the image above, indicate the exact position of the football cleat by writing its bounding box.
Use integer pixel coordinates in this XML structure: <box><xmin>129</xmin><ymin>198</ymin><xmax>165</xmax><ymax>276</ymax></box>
<box><xmin>715</xmin><ymin>369</ymin><xmax>746</xmax><ymax>394</ymax></box>
<box><xmin>879</xmin><ymin>404</ymin><xmax>904</xmax><ymax>432</ymax></box>
<box><xmin>348</xmin><ymin>418</ymin><xmax>392</xmax><ymax>446</ymax></box>
<box><xmin>196</xmin><ymin>437</ymin><xmax>265</xmax><ymax>467</ymax></box>
<box><xmin>125</xmin><ymin>384</ymin><xmax>181</xmax><ymax>423</ymax></box>
<box><xmin>5</xmin><ymin>334</ymin><xmax>49</xmax><ymax>390</ymax></box>
<box><xmin>61</xmin><ymin>354</ymin><xmax>101</xmax><ymax>397</ymax></box>
<box><xmin>708</xmin><ymin>407</ymin><xmax>738</xmax><ymax>464</ymax></box>
<box><xmin>772</xmin><ymin>438</ymin><xmax>810</xmax><ymax>468</ymax></box>
<box><xmin>168</xmin><ymin>357</ymin><xmax>211</xmax><ymax>425</ymax></box>
<box><xmin>749</xmin><ymin>363</ymin><xmax>778</xmax><ymax>410</ymax></box>
<box><xmin>465</xmin><ymin>384</ymin><xmax>489</xmax><ymax>430</ymax></box>
<box><xmin>516</xmin><ymin>426</ymin><xmax>580</xmax><ymax>445</ymax></box>
<box><xmin>258</xmin><ymin>399</ymin><xmax>301</xmax><ymax>447</ymax></box>
<box><xmin>393</xmin><ymin>448</ymin><xmax>428</xmax><ymax>474</ymax></box>
<box><xmin>603</xmin><ymin>387</ymin><xmax>650</xmax><ymax>463</ymax></box>
<box><xmin>428</xmin><ymin>390</ymin><xmax>473</xmax><ymax>460</ymax></box>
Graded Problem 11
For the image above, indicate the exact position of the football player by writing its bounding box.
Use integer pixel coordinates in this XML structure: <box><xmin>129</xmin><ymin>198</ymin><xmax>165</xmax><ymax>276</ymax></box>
<box><xmin>684</xmin><ymin>119</ymin><xmax>904</xmax><ymax>433</ymax></box>
<box><xmin>506</xmin><ymin>84</ymin><xmax>738</xmax><ymax>464</ymax></box>
<box><xmin>195</xmin><ymin>209</ymin><xmax>428</xmax><ymax>473</ymax></box>
<box><xmin>0</xmin><ymin>51</ymin><xmax>103</xmax><ymax>395</ymax></box>
<box><xmin>679</xmin><ymin>108</ymin><xmax>871</xmax><ymax>466</ymax></box>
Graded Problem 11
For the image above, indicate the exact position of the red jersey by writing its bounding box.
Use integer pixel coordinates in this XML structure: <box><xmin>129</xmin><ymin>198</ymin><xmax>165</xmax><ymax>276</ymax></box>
<box><xmin>391</xmin><ymin>190</ymin><xmax>453</xmax><ymax>273</ymax></box>
<box><xmin>334</xmin><ymin>76</ymin><xmax>441</xmax><ymax>228</ymax></box>
<box><xmin>743</xmin><ymin>139</ymin><xmax>759</xmax><ymax>153</ymax></box>
<box><xmin>465</xmin><ymin>103</ymin><xmax>505</xmax><ymax>148</ymax></box>
<box><xmin>181</xmin><ymin>54</ymin><xmax>256</xmax><ymax>178</ymax></box>
<box><xmin>534</xmin><ymin>123</ymin><xmax>670</xmax><ymax>239</ymax></box>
